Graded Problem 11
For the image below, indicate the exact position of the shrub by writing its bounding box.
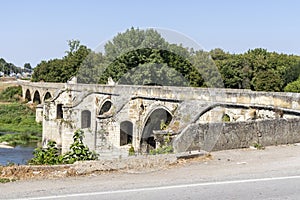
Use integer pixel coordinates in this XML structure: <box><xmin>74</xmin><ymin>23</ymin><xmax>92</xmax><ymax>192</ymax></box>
<box><xmin>29</xmin><ymin>129</ymin><xmax>98</xmax><ymax>165</ymax></box>
<box><xmin>29</xmin><ymin>140</ymin><xmax>62</xmax><ymax>165</ymax></box>
<box><xmin>149</xmin><ymin>133</ymin><xmax>174</xmax><ymax>155</ymax></box>
<box><xmin>62</xmin><ymin>129</ymin><xmax>98</xmax><ymax>164</ymax></box>
<box><xmin>284</xmin><ymin>78</ymin><xmax>300</xmax><ymax>93</ymax></box>
<box><xmin>128</xmin><ymin>145</ymin><xmax>135</xmax><ymax>156</ymax></box>
<box><xmin>222</xmin><ymin>114</ymin><xmax>230</xmax><ymax>122</ymax></box>
<box><xmin>149</xmin><ymin>145</ymin><xmax>173</xmax><ymax>155</ymax></box>
<box><xmin>0</xmin><ymin>86</ymin><xmax>22</xmax><ymax>102</ymax></box>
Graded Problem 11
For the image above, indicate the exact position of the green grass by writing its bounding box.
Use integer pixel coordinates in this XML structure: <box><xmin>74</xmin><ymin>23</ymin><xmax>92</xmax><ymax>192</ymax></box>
<box><xmin>0</xmin><ymin>178</ymin><xmax>11</xmax><ymax>183</ymax></box>
<box><xmin>0</xmin><ymin>103</ymin><xmax>42</xmax><ymax>146</ymax></box>
<box><xmin>0</xmin><ymin>85</ymin><xmax>22</xmax><ymax>102</ymax></box>
<box><xmin>0</xmin><ymin>103</ymin><xmax>42</xmax><ymax>134</ymax></box>
<box><xmin>0</xmin><ymin>84</ymin><xmax>42</xmax><ymax>146</ymax></box>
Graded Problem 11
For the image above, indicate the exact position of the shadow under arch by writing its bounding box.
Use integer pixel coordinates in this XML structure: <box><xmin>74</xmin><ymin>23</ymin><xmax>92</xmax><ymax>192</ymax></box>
<box><xmin>43</xmin><ymin>92</ymin><xmax>52</xmax><ymax>101</ymax></box>
<box><xmin>33</xmin><ymin>90</ymin><xmax>41</xmax><ymax>104</ymax></box>
<box><xmin>140</xmin><ymin>106</ymin><xmax>173</xmax><ymax>153</ymax></box>
<box><xmin>25</xmin><ymin>89</ymin><xmax>31</xmax><ymax>102</ymax></box>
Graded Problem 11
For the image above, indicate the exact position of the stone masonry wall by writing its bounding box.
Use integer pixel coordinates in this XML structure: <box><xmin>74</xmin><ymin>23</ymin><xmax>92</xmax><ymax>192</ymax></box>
<box><xmin>173</xmin><ymin>118</ymin><xmax>300</xmax><ymax>152</ymax></box>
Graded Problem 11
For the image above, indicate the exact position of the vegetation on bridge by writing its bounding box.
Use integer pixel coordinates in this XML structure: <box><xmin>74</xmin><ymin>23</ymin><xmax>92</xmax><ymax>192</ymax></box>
<box><xmin>30</xmin><ymin>27</ymin><xmax>300</xmax><ymax>92</ymax></box>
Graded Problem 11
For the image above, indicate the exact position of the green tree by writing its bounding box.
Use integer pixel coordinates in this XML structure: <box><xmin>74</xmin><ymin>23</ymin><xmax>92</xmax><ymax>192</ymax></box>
<box><xmin>215</xmin><ymin>48</ymin><xmax>300</xmax><ymax>92</ymax></box>
<box><xmin>284</xmin><ymin>78</ymin><xmax>300</xmax><ymax>93</ymax></box>
<box><xmin>77</xmin><ymin>52</ymin><xmax>108</xmax><ymax>84</ymax></box>
<box><xmin>24</xmin><ymin>63</ymin><xmax>32</xmax><ymax>72</ymax></box>
<box><xmin>104</xmin><ymin>27</ymin><xmax>169</xmax><ymax>61</ymax></box>
<box><xmin>0</xmin><ymin>58</ymin><xmax>21</xmax><ymax>75</ymax></box>
<box><xmin>190</xmin><ymin>50</ymin><xmax>223</xmax><ymax>88</ymax></box>
<box><xmin>99</xmin><ymin>48</ymin><xmax>203</xmax><ymax>87</ymax></box>
<box><xmin>65</xmin><ymin>39</ymin><xmax>81</xmax><ymax>55</ymax></box>
<box><xmin>251</xmin><ymin>69</ymin><xmax>282</xmax><ymax>91</ymax></box>
<box><xmin>32</xmin><ymin>40</ymin><xmax>90</xmax><ymax>82</ymax></box>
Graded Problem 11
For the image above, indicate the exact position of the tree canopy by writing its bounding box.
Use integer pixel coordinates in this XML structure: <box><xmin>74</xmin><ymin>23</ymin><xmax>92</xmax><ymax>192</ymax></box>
<box><xmin>0</xmin><ymin>58</ymin><xmax>22</xmax><ymax>75</ymax></box>
<box><xmin>214</xmin><ymin>48</ymin><xmax>300</xmax><ymax>91</ymax></box>
<box><xmin>31</xmin><ymin>40</ymin><xmax>90</xmax><ymax>82</ymax></box>
<box><xmin>30</xmin><ymin>27</ymin><xmax>300</xmax><ymax>93</ymax></box>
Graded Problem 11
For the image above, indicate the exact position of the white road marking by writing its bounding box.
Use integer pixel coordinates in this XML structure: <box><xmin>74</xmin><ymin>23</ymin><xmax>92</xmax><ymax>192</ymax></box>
<box><xmin>11</xmin><ymin>175</ymin><xmax>300</xmax><ymax>200</ymax></box>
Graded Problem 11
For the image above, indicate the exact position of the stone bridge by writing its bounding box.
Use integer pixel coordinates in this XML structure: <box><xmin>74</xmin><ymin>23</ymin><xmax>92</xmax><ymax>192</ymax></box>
<box><xmin>21</xmin><ymin>81</ymin><xmax>65</xmax><ymax>104</ymax></box>
<box><xmin>19</xmin><ymin>81</ymin><xmax>300</xmax><ymax>157</ymax></box>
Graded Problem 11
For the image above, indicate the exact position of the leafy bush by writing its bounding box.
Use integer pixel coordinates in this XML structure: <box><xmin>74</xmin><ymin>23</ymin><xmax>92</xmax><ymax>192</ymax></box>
<box><xmin>128</xmin><ymin>145</ymin><xmax>135</xmax><ymax>156</ymax></box>
<box><xmin>62</xmin><ymin>129</ymin><xmax>98</xmax><ymax>164</ymax></box>
<box><xmin>222</xmin><ymin>114</ymin><xmax>230</xmax><ymax>122</ymax></box>
<box><xmin>29</xmin><ymin>140</ymin><xmax>62</xmax><ymax>165</ymax></box>
<box><xmin>0</xmin><ymin>178</ymin><xmax>11</xmax><ymax>184</ymax></box>
<box><xmin>253</xmin><ymin>142</ymin><xmax>265</xmax><ymax>150</ymax></box>
<box><xmin>284</xmin><ymin>78</ymin><xmax>300</xmax><ymax>93</ymax></box>
<box><xmin>149</xmin><ymin>145</ymin><xmax>173</xmax><ymax>155</ymax></box>
<box><xmin>149</xmin><ymin>133</ymin><xmax>174</xmax><ymax>155</ymax></box>
<box><xmin>29</xmin><ymin>129</ymin><xmax>98</xmax><ymax>165</ymax></box>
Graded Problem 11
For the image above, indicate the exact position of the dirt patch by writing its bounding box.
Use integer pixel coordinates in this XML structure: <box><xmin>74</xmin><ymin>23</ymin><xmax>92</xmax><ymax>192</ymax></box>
<box><xmin>0</xmin><ymin>165</ymin><xmax>76</xmax><ymax>181</ymax></box>
<box><xmin>0</xmin><ymin>152</ymin><xmax>211</xmax><ymax>181</ymax></box>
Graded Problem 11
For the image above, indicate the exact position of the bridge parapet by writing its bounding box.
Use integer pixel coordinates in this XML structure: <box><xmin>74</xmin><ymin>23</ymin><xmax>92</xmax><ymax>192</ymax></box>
<box><xmin>65</xmin><ymin>84</ymin><xmax>300</xmax><ymax>111</ymax></box>
<box><xmin>20</xmin><ymin>81</ymin><xmax>300</xmax><ymax>111</ymax></box>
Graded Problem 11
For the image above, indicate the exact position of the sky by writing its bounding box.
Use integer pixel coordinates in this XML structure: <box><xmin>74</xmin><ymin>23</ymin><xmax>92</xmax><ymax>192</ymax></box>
<box><xmin>1</xmin><ymin>0</ymin><xmax>300</xmax><ymax>67</ymax></box>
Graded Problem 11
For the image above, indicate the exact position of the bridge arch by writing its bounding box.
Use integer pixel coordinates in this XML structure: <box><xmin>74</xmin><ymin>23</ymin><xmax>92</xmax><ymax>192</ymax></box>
<box><xmin>43</xmin><ymin>92</ymin><xmax>52</xmax><ymax>101</ymax></box>
<box><xmin>33</xmin><ymin>90</ymin><xmax>41</xmax><ymax>104</ymax></box>
<box><xmin>25</xmin><ymin>89</ymin><xmax>31</xmax><ymax>102</ymax></box>
<box><xmin>140</xmin><ymin>106</ymin><xmax>173</xmax><ymax>152</ymax></box>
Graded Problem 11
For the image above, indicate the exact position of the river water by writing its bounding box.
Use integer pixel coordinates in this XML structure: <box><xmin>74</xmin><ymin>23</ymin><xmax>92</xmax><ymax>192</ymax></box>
<box><xmin>0</xmin><ymin>146</ymin><xmax>35</xmax><ymax>166</ymax></box>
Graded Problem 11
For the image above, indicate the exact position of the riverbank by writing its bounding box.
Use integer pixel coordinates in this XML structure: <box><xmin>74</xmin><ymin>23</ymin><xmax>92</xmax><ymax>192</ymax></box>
<box><xmin>0</xmin><ymin>84</ymin><xmax>42</xmax><ymax>146</ymax></box>
<box><xmin>0</xmin><ymin>142</ymin><xmax>13</xmax><ymax>149</ymax></box>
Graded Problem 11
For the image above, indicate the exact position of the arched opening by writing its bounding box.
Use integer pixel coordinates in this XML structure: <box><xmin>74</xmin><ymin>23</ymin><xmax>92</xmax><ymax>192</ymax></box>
<box><xmin>25</xmin><ymin>89</ymin><xmax>31</xmax><ymax>102</ymax></box>
<box><xmin>120</xmin><ymin>121</ymin><xmax>133</xmax><ymax>146</ymax></box>
<box><xmin>222</xmin><ymin>113</ymin><xmax>230</xmax><ymax>122</ymax></box>
<box><xmin>56</xmin><ymin>104</ymin><xmax>63</xmax><ymax>119</ymax></box>
<box><xmin>99</xmin><ymin>100</ymin><xmax>112</xmax><ymax>115</ymax></box>
<box><xmin>33</xmin><ymin>91</ymin><xmax>41</xmax><ymax>104</ymax></box>
<box><xmin>44</xmin><ymin>92</ymin><xmax>52</xmax><ymax>101</ymax></box>
<box><xmin>141</xmin><ymin>108</ymin><xmax>172</xmax><ymax>152</ymax></box>
<box><xmin>81</xmin><ymin>110</ymin><xmax>91</xmax><ymax>128</ymax></box>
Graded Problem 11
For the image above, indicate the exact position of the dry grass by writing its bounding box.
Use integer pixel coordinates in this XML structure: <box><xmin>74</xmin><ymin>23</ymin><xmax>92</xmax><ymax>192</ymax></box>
<box><xmin>0</xmin><ymin>82</ymin><xmax>16</xmax><ymax>92</ymax></box>
<box><xmin>0</xmin><ymin>165</ymin><xmax>75</xmax><ymax>181</ymax></box>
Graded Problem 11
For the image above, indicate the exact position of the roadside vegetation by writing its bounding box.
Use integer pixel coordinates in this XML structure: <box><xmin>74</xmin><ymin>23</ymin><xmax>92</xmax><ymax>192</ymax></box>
<box><xmin>29</xmin><ymin>129</ymin><xmax>98</xmax><ymax>165</ymax></box>
<box><xmin>0</xmin><ymin>86</ymin><xmax>42</xmax><ymax>146</ymax></box>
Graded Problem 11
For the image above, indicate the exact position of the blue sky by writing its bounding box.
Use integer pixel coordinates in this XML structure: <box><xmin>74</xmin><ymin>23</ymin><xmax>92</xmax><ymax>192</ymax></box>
<box><xmin>1</xmin><ymin>0</ymin><xmax>300</xmax><ymax>67</ymax></box>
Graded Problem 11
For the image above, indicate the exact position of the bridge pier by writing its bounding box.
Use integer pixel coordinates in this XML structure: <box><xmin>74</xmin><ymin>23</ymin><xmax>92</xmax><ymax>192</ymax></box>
<box><xmin>36</xmin><ymin>104</ymin><xmax>43</xmax><ymax>123</ymax></box>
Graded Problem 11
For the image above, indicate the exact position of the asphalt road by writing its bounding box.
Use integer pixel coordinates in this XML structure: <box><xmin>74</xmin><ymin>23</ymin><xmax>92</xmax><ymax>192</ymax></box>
<box><xmin>2</xmin><ymin>144</ymin><xmax>300</xmax><ymax>200</ymax></box>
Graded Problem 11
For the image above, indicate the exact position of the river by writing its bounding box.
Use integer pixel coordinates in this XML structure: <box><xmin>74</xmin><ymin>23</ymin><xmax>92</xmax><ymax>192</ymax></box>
<box><xmin>0</xmin><ymin>146</ymin><xmax>35</xmax><ymax>166</ymax></box>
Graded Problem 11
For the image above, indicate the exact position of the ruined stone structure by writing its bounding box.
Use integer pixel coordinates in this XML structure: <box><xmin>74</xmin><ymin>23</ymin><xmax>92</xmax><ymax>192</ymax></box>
<box><xmin>20</xmin><ymin>81</ymin><xmax>300</xmax><ymax>157</ymax></box>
